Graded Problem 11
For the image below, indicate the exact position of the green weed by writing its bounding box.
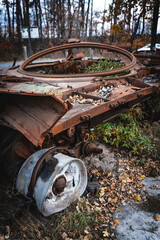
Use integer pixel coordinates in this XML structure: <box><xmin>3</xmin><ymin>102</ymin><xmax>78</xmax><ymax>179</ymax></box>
<box><xmin>69</xmin><ymin>209</ymin><xmax>99</xmax><ymax>235</ymax></box>
<box><xmin>85</xmin><ymin>57</ymin><xmax>130</xmax><ymax>77</ymax></box>
<box><xmin>90</xmin><ymin>106</ymin><xmax>156</xmax><ymax>157</ymax></box>
<box><xmin>85</xmin><ymin>58</ymin><xmax>123</xmax><ymax>73</ymax></box>
<box><xmin>69</xmin><ymin>197</ymin><xmax>101</xmax><ymax>235</ymax></box>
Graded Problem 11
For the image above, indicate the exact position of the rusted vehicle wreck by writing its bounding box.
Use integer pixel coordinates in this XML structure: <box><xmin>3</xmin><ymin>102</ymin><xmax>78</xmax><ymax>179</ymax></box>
<box><xmin>0</xmin><ymin>41</ymin><xmax>160</xmax><ymax>216</ymax></box>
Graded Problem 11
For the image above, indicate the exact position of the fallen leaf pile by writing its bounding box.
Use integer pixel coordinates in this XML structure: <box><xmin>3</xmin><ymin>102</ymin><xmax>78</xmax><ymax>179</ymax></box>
<box><xmin>0</xmin><ymin>144</ymin><xmax>159</xmax><ymax>240</ymax></box>
<box><xmin>153</xmin><ymin>214</ymin><xmax>160</xmax><ymax>221</ymax></box>
<box><xmin>68</xmin><ymin>95</ymin><xmax>104</xmax><ymax>106</ymax></box>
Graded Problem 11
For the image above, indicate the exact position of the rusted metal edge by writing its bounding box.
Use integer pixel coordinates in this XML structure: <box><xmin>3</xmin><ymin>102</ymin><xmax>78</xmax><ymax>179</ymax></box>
<box><xmin>0</xmin><ymin>87</ymin><xmax>72</xmax><ymax>112</ymax></box>
<box><xmin>134</xmin><ymin>53</ymin><xmax>160</xmax><ymax>59</ymax></box>
<box><xmin>72</xmin><ymin>91</ymin><xmax>109</xmax><ymax>102</ymax></box>
<box><xmin>51</xmin><ymin>87</ymin><xmax>154</xmax><ymax>136</ymax></box>
<box><xmin>32</xmin><ymin>70</ymin><xmax>139</xmax><ymax>83</ymax></box>
<box><xmin>0</xmin><ymin>88</ymin><xmax>51</xmax><ymax>96</ymax></box>
<box><xmin>0</xmin><ymin>90</ymin><xmax>71</xmax><ymax>147</ymax></box>
<box><xmin>2</xmin><ymin>111</ymin><xmax>41</xmax><ymax>146</ymax></box>
<box><xmin>0</xmin><ymin>75</ymin><xmax>33</xmax><ymax>82</ymax></box>
<box><xmin>18</xmin><ymin>42</ymin><xmax>137</xmax><ymax>78</ymax></box>
<box><xmin>0</xmin><ymin>88</ymin><xmax>70</xmax><ymax>109</ymax></box>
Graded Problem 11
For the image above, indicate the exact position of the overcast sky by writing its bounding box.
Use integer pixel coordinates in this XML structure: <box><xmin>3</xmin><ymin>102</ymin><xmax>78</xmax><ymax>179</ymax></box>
<box><xmin>93</xmin><ymin>0</ymin><xmax>112</xmax><ymax>11</ymax></box>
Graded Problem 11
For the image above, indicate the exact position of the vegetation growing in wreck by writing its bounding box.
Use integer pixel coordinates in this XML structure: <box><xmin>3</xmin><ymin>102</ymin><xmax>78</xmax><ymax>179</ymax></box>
<box><xmin>85</xmin><ymin>58</ymin><xmax>130</xmax><ymax>77</ymax></box>
<box><xmin>0</xmin><ymin>101</ymin><xmax>159</xmax><ymax>240</ymax></box>
<box><xmin>90</xmin><ymin>99</ymin><xmax>160</xmax><ymax>159</ymax></box>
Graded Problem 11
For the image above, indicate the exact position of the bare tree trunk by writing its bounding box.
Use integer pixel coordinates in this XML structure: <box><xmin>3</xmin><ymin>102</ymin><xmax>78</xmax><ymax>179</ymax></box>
<box><xmin>130</xmin><ymin>9</ymin><xmax>144</xmax><ymax>48</ymax></box>
<box><xmin>56</xmin><ymin>0</ymin><xmax>60</xmax><ymax>38</ymax></box>
<box><xmin>16</xmin><ymin>0</ymin><xmax>22</xmax><ymax>54</ymax></box>
<box><xmin>43</xmin><ymin>0</ymin><xmax>49</xmax><ymax>38</ymax></box>
<box><xmin>85</xmin><ymin>0</ymin><xmax>90</xmax><ymax>37</ymax></box>
<box><xmin>12</xmin><ymin>0</ymin><xmax>15</xmax><ymax>40</ymax></box>
<box><xmin>22</xmin><ymin>0</ymin><xmax>27</xmax><ymax>26</ymax></box>
<box><xmin>18</xmin><ymin>0</ymin><xmax>23</xmax><ymax>27</ymax></box>
<box><xmin>80</xmin><ymin>0</ymin><xmax>85</xmax><ymax>37</ymax></box>
<box><xmin>50</xmin><ymin>0</ymin><xmax>55</xmax><ymax>38</ymax></box>
<box><xmin>89</xmin><ymin>0</ymin><xmax>93</xmax><ymax>38</ymax></box>
<box><xmin>102</xmin><ymin>0</ymin><xmax>106</xmax><ymax>35</ymax></box>
<box><xmin>68</xmin><ymin>0</ymin><xmax>72</xmax><ymax>38</ymax></box>
<box><xmin>4</xmin><ymin>0</ymin><xmax>12</xmax><ymax>39</ymax></box>
<box><xmin>151</xmin><ymin>0</ymin><xmax>160</xmax><ymax>50</ymax></box>
<box><xmin>37</xmin><ymin>0</ymin><xmax>42</xmax><ymax>39</ymax></box>
<box><xmin>76</xmin><ymin>0</ymin><xmax>81</xmax><ymax>38</ymax></box>
<box><xmin>141</xmin><ymin>0</ymin><xmax>146</xmax><ymax>35</ymax></box>
<box><xmin>127</xmin><ymin>1</ymin><xmax>132</xmax><ymax>32</ymax></box>
<box><xmin>34</xmin><ymin>0</ymin><xmax>39</xmax><ymax>27</ymax></box>
<box><xmin>60</xmin><ymin>0</ymin><xmax>65</xmax><ymax>38</ymax></box>
<box><xmin>25</xmin><ymin>0</ymin><xmax>32</xmax><ymax>56</ymax></box>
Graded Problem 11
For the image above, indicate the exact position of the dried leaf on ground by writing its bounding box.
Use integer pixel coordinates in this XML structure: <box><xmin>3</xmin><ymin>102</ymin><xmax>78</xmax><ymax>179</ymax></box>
<box><xmin>154</xmin><ymin>214</ymin><xmax>160</xmax><ymax>221</ymax></box>
<box><xmin>62</xmin><ymin>232</ymin><xmax>68</xmax><ymax>239</ymax></box>
<box><xmin>0</xmin><ymin>235</ymin><xmax>5</xmax><ymax>240</ymax></box>
<box><xmin>103</xmin><ymin>229</ymin><xmax>110</xmax><ymax>237</ymax></box>
<box><xmin>134</xmin><ymin>194</ymin><xmax>142</xmax><ymax>202</ymax></box>
<box><xmin>113</xmin><ymin>218</ymin><xmax>121</xmax><ymax>225</ymax></box>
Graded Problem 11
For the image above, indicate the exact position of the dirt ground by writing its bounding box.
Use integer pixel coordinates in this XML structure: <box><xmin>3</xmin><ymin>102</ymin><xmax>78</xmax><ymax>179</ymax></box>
<box><xmin>0</xmin><ymin>133</ymin><xmax>160</xmax><ymax>239</ymax></box>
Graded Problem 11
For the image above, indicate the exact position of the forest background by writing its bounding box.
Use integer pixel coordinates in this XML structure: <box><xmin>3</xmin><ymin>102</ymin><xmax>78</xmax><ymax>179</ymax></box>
<box><xmin>0</xmin><ymin>0</ymin><xmax>160</xmax><ymax>60</ymax></box>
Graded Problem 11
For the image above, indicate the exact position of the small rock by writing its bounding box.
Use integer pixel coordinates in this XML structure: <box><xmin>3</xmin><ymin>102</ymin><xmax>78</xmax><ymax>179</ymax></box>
<box><xmin>87</xmin><ymin>181</ymin><xmax>99</xmax><ymax>194</ymax></box>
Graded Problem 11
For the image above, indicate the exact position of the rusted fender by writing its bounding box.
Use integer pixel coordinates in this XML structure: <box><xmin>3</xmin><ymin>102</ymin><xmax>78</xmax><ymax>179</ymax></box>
<box><xmin>0</xmin><ymin>90</ymin><xmax>71</xmax><ymax>147</ymax></box>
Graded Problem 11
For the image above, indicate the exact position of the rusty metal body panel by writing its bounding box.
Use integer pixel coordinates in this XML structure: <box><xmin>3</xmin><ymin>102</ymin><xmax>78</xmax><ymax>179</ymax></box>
<box><xmin>51</xmin><ymin>81</ymin><xmax>154</xmax><ymax>136</ymax></box>
<box><xmin>1</xmin><ymin>41</ymin><xmax>160</xmax><ymax>216</ymax></box>
<box><xmin>0</xmin><ymin>90</ymin><xmax>70</xmax><ymax>147</ymax></box>
<box><xmin>0</xmin><ymin>41</ymin><xmax>160</xmax><ymax>151</ymax></box>
<box><xmin>133</xmin><ymin>52</ymin><xmax>160</xmax><ymax>67</ymax></box>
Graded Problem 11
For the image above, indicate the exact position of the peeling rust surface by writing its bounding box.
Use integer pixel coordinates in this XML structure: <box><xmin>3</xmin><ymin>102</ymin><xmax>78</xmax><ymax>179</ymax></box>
<box><xmin>133</xmin><ymin>52</ymin><xmax>160</xmax><ymax>67</ymax></box>
<box><xmin>0</xmin><ymin>41</ymin><xmax>160</xmax><ymax>151</ymax></box>
<box><xmin>0</xmin><ymin>92</ymin><xmax>70</xmax><ymax>147</ymax></box>
<box><xmin>18</xmin><ymin>42</ymin><xmax>137</xmax><ymax>78</ymax></box>
<box><xmin>1</xmin><ymin>41</ymin><xmax>160</xmax><ymax>216</ymax></box>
